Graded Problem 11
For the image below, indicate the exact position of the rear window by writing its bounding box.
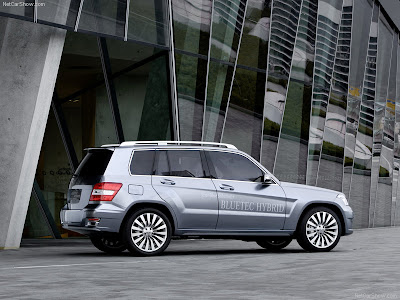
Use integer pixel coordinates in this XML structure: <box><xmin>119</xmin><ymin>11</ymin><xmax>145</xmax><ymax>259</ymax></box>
<box><xmin>71</xmin><ymin>150</ymin><xmax>113</xmax><ymax>186</ymax></box>
<box><xmin>130</xmin><ymin>150</ymin><xmax>155</xmax><ymax>175</ymax></box>
<box><xmin>76</xmin><ymin>150</ymin><xmax>113</xmax><ymax>177</ymax></box>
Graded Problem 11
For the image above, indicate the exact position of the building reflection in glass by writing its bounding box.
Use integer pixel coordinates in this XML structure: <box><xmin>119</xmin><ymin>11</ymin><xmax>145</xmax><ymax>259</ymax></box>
<box><xmin>261</xmin><ymin>0</ymin><xmax>302</xmax><ymax>171</ymax></box>
<box><xmin>306</xmin><ymin>0</ymin><xmax>343</xmax><ymax>186</ymax></box>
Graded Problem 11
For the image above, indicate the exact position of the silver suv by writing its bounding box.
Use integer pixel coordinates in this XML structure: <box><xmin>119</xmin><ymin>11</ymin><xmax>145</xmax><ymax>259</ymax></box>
<box><xmin>60</xmin><ymin>141</ymin><xmax>353</xmax><ymax>256</ymax></box>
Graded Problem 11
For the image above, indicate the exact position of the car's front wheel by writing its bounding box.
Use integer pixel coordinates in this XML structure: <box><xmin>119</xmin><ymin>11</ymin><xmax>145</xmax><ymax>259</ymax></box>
<box><xmin>256</xmin><ymin>238</ymin><xmax>292</xmax><ymax>251</ymax></box>
<box><xmin>124</xmin><ymin>208</ymin><xmax>172</xmax><ymax>256</ymax></box>
<box><xmin>297</xmin><ymin>206</ymin><xmax>342</xmax><ymax>252</ymax></box>
<box><xmin>90</xmin><ymin>235</ymin><xmax>126</xmax><ymax>254</ymax></box>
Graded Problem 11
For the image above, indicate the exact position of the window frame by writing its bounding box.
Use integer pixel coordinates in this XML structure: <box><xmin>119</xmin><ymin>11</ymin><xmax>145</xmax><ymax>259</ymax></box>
<box><xmin>153</xmin><ymin>149</ymin><xmax>211</xmax><ymax>179</ymax></box>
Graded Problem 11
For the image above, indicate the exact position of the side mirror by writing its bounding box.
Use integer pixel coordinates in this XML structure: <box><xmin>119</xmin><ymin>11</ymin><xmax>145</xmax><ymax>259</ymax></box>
<box><xmin>263</xmin><ymin>174</ymin><xmax>274</xmax><ymax>184</ymax></box>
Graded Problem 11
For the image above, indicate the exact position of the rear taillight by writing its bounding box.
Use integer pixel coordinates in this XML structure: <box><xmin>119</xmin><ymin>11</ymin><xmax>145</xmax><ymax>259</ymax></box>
<box><xmin>90</xmin><ymin>182</ymin><xmax>122</xmax><ymax>201</ymax></box>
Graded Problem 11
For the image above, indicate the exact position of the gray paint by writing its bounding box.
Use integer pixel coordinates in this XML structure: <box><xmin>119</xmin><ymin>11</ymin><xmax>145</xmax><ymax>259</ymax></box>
<box><xmin>0</xmin><ymin>17</ymin><xmax>67</xmax><ymax>249</ymax></box>
<box><xmin>60</xmin><ymin>145</ymin><xmax>353</xmax><ymax>244</ymax></box>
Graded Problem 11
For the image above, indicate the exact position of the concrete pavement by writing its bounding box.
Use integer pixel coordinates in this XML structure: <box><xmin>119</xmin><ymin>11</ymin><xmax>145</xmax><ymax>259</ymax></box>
<box><xmin>0</xmin><ymin>227</ymin><xmax>400</xmax><ymax>299</ymax></box>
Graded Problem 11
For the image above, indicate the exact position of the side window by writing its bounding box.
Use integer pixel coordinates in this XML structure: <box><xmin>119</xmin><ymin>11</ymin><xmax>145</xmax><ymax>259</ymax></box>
<box><xmin>207</xmin><ymin>151</ymin><xmax>263</xmax><ymax>182</ymax></box>
<box><xmin>155</xmin><ymin>150</ymin><xmax>206</xmax><ymax>178</ymax></box>
<box><xmin>156</xmin><ymin>151</ymin><xmax>169</xmax><ymax>176</ymax></box>
<box><xmin>130</xmin><ymin>150</ymin><xmax>155</xmax><ymax>175</ymax></box>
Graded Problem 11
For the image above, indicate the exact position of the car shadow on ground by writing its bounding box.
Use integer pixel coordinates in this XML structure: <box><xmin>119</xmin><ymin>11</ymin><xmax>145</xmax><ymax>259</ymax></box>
<box><xmin>65</xmin><ymin>248</ymin><xmax>326</xmax><ymax>257</ymax></box>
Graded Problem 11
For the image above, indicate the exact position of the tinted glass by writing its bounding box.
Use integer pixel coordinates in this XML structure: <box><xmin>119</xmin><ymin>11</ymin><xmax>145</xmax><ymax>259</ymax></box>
<box><xmin>175</xmin><ymin>53</ymin><xmax>207</xmax><ymax>141</ymax></box>
<box><xmin>274</xmin><ymin>0</ymin><xmax>318</xmax><ymax>184</ymax></box>
<box><xmin>344</xmin><ymin>0</ymin><xmax>373</xmax><ymax>199</ymax></box>
<box><xmin>0</xmin><ymin>0</ymin><xmax>34</xmax><ymax>20</ymax></box>
<box><xmin>37</xmin><ymin>0</ymin><xmax>80</xmax><ymax>27</ymax></box>
<box><xmin>78</xmin><ymin>0</ymin><xmax>127</xmax><ymax>38</ymax></box>
<box><xmin>207</xmin><ymin>151</ymin><xmax>263</xmax><ymax>182</ymax></box>
<box><xmin>156</xmin><ymin>150</ymin><xmax>205</xmax><ymax>178</ymax></box>
<box><xmin>261</xmin><ymin>0</ymin><xmax>302</xmax><ymax>171</ymax></box>
<box><xmin>130</xmin><ymin>151</ymin><xmax>155</xmax><ymax>175</ymax></box>
<box><xmin>306</xmin><ymin>0</ymin><xmax>343</xmax><ymax>185</ymax></box>
<box><xmin>317</xmin><ymin>1</ymin><xmax>353</xmax><ymax>191</ymax></box>
<box><xmin>156</xmin><ymin>151</ymin><xmax>170</xmax><ymax>176</ymax></box>
<box><xmin>128</xmin><ymin>0</ymin><xmax>169</xmax><ymax>46</ymax></box>
<box><xmin>369</xmin><ymin>13</ymin><xmax>393</xmax><ymax>227</ymax></box>
<box><xmin>76</xmin><ymin>150</ymin><xmax>113</xmax><ymax>177</ymax></box>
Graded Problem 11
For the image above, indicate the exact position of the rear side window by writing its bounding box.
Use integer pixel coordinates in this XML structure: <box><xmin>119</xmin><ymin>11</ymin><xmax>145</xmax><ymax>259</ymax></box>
<box><xmin>130</xmin><ymin>151</ymin><xmax>155</xmax><ymax>175</ymax></box>
<box><xmin>206</xmin><ymin>151</ymin><xmax>263</xmax><ymax>182</ymax></box>
<box><xmin>155</xmin><ymin>150</ymin><xmax>206</xmax><ymax>178</ymax></box>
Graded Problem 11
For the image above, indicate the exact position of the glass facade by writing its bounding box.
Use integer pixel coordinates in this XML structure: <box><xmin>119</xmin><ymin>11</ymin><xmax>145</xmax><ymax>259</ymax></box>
<box><xmin>1</xmin><ymin>0</ymin><xmax>398</xmax><ymax>235</ymax></box>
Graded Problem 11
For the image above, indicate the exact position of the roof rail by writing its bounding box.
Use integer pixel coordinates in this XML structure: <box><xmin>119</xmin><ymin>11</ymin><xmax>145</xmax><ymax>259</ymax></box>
<box><xmin>118</xmin><ymin>141</ymin><xmax>237</xmax><ymax>149</ymax></box>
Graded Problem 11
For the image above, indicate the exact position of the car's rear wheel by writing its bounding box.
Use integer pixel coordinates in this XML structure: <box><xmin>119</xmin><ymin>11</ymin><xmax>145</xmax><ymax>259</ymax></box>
<box><xmin>256</xmin><ymin>238</ymin><xmax>292</xmax><ymax>251</ymax></box>
<box><xmin>90</xmin><ymin>235</ymin><xmax>126</xmax><ymax>254</ymax></box>
<box><xmin>297</xmin><ymin>206</ymin><xmax>342</xmax><ymax>252</ymax></box>
<box><xmin>124</xmin><ymin>208</ymin><xmax>172</xmax><ymax>256</ymax></box>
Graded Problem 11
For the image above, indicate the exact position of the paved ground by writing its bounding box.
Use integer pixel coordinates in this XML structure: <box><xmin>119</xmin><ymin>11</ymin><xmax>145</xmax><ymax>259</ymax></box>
<box><xmin>1</xmin><ymin>227</ymin><xmax>400</xmax><ymax>299</ymax></box>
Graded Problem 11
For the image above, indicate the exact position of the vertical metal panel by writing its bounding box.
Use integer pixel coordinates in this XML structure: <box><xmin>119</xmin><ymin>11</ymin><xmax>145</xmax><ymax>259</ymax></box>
<box><xmin>219</xmin><ymin>0</ymin><xmax>249</xmax><ymax>143</ymax></box>
<box><xmin>74</xmin><ymin>0</ymin><xmax>85</xmax><ymax>31</ymax></box>
<box><xmin>167</xmin><ymin>0</ymin><xmax>180</xmax><ymax>140</ymax></box>
<box><xmin>97</xmin><ymin>37</ymin><xmax>125</xmax><ymax>143</ymax></box>
<box><xmin>51</xmin><ymin>95</ymin><xmax>79</xmax><ymax>173</ymax></box>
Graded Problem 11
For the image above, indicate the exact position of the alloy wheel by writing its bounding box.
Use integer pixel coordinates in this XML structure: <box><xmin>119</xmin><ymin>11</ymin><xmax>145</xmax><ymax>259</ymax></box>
<box><xmin>130</xmin><ymin>212</ymin><xmax>168</xmax><ymax>253</ymax></box>
<box><xmin>305</xmin><ymin>211</ymin><xmax>339</xmax><ymax>249</ymax></box>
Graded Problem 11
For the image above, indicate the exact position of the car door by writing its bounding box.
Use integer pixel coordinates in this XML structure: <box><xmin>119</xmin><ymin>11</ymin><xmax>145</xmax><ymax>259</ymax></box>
<box><xmin>151</xmin><ymin>149</ymin><xmax>218</xmax><ymax>230</ymax></box>
<box><xmin>205</xmin><ymin>150</ymin><xmax>287</xmax><ymax>231</ymax></box>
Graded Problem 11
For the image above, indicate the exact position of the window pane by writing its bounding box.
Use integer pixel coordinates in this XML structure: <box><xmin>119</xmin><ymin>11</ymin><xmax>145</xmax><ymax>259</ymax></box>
<box><xmin>155</xmin><ymin>151</ymin><xmax>170</xmax><ymax>176</ymax></box>
<box><xmin>37</xmin><ymin>0</ymin><xmax>80</xmax><ymax>28</ymax></box>
<box><xmin>317</xmin><ymin>1</ymin><xmax>353</xmax><ymax>191</ymax></box>
<box><xmin>261</xmin><ymin>0</ymin><xmax>302</xmax><ymax>171</ymax></box>
<box><xmin>0</xmin><ymin>0</ymin><xmax>34</xmax><ymax>20</ymax></box>
<box><xmin>172</xmin><ymin>0</ymin><xmax>212</xmax><ymax>55</ymax></box>
<box><xmin>274</xmin><ymin>0</ymin><xmax>318</xmax><ymax>184</ymax></box>
<box><xmin>375</xmin><ymin>32</ymin><xmax>397</xmax><ymax>227</ymax></box>
<box><xmin>202</xmin><ymin>0</ymin><xmax>247</xmax><ymax>142</ymax></box>
<box><xmin>128</xmin><ymin>0</ymin><xmax>169</xmax><ymax>46</ymax></box>
<box><xmin>175</xmin><ymin>53</ymin><xmax>207</xmax><ymax>140</ymax></box>
<box><xmin>78</xmin><ymin>0</ymin><xmax>127</xmax><ymax>38</ymax></box>
<box><xmin>23</xmin><ymin>194</ymin><xmax>53</xmax><ymax>238</ymax></box>
<box><xmin>203</xmin><ymin>61</ymin><xmax>234</xmax><ymax>142</ymax></box>
<box><xmin>306</xmin><ymin>0</ymin><xmax>342</xmax><ymax>185</ymax></box>
<box><xmin>210</xmin><ymin>0</ymin><xmax>246</xmax><ymax>62</ymax></box>
<box><xmin>130</xmin><ymin>151</ymin><xmax>155</xmax><ymax>175</ymax></box>
<box><xmin>346</xmin><ymin>0</ymin><xmax>373</xmax><ymax>228</ymax></box>
<box><xmin>106</xmin><ymin>38</ymin><xmax>172</xmax><ymax>141</ymax></box>
<box><xmin>236</xmin><ymin>0</ymin><xmax>271</xmax><ymax>70</ymax></box>
<box><xmin>168</xmin><ymin>150</ymin><xmax>204</xmax><ymax>178</ymax></box>
<box><xmin>369</xmin><ymin>13</ymin><xmax>393</xmax><ymax>227</ymax></box>
<box><xmin>56</xmin><ymin>32</ymin><xmax>117</xmax><ymax>152</ymax></box>
<box><xmin>207</xmin><ymin>151</ymin><xmax>263</xmax><ymax>182</ymax></box>
<box><xmin>222</xmin><ymin>68</ymin><xmax>265</xmax><ymax>160</ymax></box>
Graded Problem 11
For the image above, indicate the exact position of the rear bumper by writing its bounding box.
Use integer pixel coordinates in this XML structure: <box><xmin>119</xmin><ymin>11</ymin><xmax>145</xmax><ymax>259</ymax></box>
<box><xmin>60</xmin><ymin>204</ymin><xmax>125</xmax><ymax>235</ymax></box>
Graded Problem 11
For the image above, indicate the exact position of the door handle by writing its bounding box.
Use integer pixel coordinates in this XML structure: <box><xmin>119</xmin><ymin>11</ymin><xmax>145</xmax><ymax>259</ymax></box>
<box><xmin>160</xmin><ymin>179</ymin><xmax>176</xmax><ymax>185</ymax></box>
<box><xmin>220</xmin><ymin>184</ymin><xmax>234</xmax><ymax>191</ymax></box>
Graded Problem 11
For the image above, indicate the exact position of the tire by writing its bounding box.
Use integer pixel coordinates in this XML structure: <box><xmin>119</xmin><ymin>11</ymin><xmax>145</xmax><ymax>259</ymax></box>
<box><xmin>124</xmin><ymin>208</ymin><xmax>172</xmax><ymax>256</ymax></box>
<box><xmin>296</xmin><ymin>206</ymin><xmax>342</xmax><ymax>252</ymax></box>
<box><xmin>90</xmin><ymin>235</ymin><xmax>126</xmax><ymax>254</ymax></box>
<box><xmin>256</xmin><ymin>238</ymin><xmax>292</xmax><ymax>251</ymax></box>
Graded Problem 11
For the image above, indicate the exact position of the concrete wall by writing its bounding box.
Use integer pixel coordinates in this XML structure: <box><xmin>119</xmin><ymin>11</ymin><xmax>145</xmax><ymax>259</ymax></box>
<box><xmin>0</xmin><ymin>17</ymin><xmax>66</xmax><ymax>249</ymax></box>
